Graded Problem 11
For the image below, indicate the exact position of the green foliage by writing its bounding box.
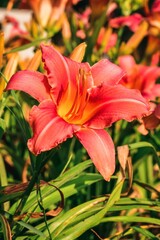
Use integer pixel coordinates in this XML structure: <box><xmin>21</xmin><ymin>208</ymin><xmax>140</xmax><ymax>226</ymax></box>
<box><xmin>0</xmin><ymin>0</ymin><xmax>160</xmax><ymax>239</ymax></box>
<box><xmin>116</xmin><ymin>0</ymin><xmax>144</xmax><ymax>15</ymax></box>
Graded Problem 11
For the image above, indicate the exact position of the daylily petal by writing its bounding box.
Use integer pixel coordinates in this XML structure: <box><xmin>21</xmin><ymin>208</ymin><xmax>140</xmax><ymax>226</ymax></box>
<box><xmin>91</xmin><ymin>59</ymin><xmax>125</xmax><ymax>86</ymax></box>
<box><xmin>84</xmin><ymin>84</ymin><xmax>150</xmax><ymax>128</ymax></box>
<box><xmin>144</xmin><ymin>84</ymin><xmax>160</xmax><ymax>101</ymax></box>
<box><xmin>63</xmin><ymin>57</ymin><xmax>93</xmax><ymax>103</ymax></box>
<box><xmin>142</xmin><ymin>68</ymin><xmax>160</xmax><ymax>99</ymax></box>
<box><xmin>64</xmin><ymin>57</ymin><xmax>92</xmax><ymax>87</ymax></box>
<box><xmin>118</xmin><ymin>55</ymin><xmax>136</xmax><ymax>73</ymax></box>
<box><xmin>75</xmin><ymin>128</ymin><xmax>115</xmax><ymax>181</ymax></box>
<box><xmin>118</xmin><ymin>56</ymin><xmax>160</xmax><ymax>100</ymax></box>
<box><xmin>41</xmin><ymin>44</ymin><xmax>70</xmax><ymax>102</ymax></box>
<box><xmin>6</xmin><ymin>70</ymin><xmax>51</xmax><ymax>102</ymax></box>
<box><xmin>143</xmin><ymin>67</ymin><xmax>160</xmax><ymax>84</ymax></box>
<box><xmin>27</xmin><ymin>99</ymin><xmax>78</xmax><ymax>155</ymax></box>
<box><xmin>41</xmin><ymin>44</ymin><xmax>93</xmax><ymax>104</ymax></box>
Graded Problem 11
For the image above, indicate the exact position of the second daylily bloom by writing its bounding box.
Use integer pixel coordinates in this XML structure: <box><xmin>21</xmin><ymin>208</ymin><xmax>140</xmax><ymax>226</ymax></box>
<box><xmin>109</xmin><ymin>0</ymin><xmax>160</xmax><ymax>55</ymax></box>
<box><xmin>118</xmin><ymin>55</ymin><xmax>160</xmax><ymax>101</ymax></box>
<box><xmin>6</xmin><ymin>44</ymin><xmax>150</xmax><ymax>181</ymax></box>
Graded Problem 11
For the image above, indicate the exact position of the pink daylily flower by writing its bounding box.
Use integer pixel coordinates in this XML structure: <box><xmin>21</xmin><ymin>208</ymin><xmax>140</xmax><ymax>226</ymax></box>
<box><xmin>4</xmin><ymin>15</ymin><xmax>28</xmax><ymax>39</ymax></box>
<box><xmin>118</xmin><ymin>55</ymin><xmax>160</xmax><ymax>101</ymax></box>
<box><xmin>110</xmin><ymin>0</ymin><xmax>160</xmax><ymax>35</ymax></box>
<box><xmin>110</xmin><ymin>13</ymin><xmax>143</xmax><ymax>32</ymax></box>
<box><xmin>74</xmin><ymin>7</ymin><xmax>91</xmax><ymax>39</ymax></box>
<box><xmin>152</xmin><ymin>0</ymin><xmax>160</xmax><ymax>12</ymax></box>
<box><xmin>6</xmin><ymin>44</ymin><xmax>150</xmax><ymax>181</ymax></box>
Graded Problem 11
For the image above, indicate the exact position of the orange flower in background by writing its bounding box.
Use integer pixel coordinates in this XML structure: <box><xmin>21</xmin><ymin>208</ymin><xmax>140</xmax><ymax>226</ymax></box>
<box><xmin>118</xmin><ymin>55</ymin><xmax>160</xmax><ymax>101</ymax></box>
<box><xmin>0</xmin><ymin>30</ymin><xmax>19</xmax><ymax>99</ymax></box>
<box><xmin>24</xmin><ymin>0</ymin><xmax>68</xmax><ymax>27</ymax></box>
<box><xmin>145</xmin><ymin>0</ymin><xmax>160</xmax><ymax>35</ymax></box>
<box><xmin>6</xmin><ymin>44</ymin><xmax>150</xmax><ymax>181</ymax></box>
<box><xmin>17</xmin><ymin>0</ymin><xmax>80</xmax><ymax>27</ymax></box>
<box><xmin>97</xmin><ymin>27</ymin><xmax>117</xmax><ymax>53</ymax></box>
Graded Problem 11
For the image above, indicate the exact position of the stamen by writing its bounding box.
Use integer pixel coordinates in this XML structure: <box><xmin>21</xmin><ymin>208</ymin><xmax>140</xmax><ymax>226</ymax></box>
<box><xmin>64</xmin><ymin>68</ymin><xmax>89</xmax><ymax>123</ymax></box>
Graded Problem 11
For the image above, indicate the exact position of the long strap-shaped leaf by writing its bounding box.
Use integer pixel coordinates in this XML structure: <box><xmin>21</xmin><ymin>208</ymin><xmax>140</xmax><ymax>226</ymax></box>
<box><xmin>0</xmin><ymin>214</ymin><xmax>12</xmax><ymax>240</ymax></box>
<box><xmin>51</xmin><ymin>179</ymin><xmax>124</xmax><ymax>240</ymax></box>
<box><xmin>128</xmin><ymin>141</ymin><xmax>160</xmax><ymax>167</ymax></box>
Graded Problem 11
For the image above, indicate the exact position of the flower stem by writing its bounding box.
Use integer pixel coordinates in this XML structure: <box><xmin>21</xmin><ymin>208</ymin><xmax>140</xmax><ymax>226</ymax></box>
<box><xmin>14</xmin><ymin>169</ymin><xmax>40</xmax><ymax>217</ymax></box>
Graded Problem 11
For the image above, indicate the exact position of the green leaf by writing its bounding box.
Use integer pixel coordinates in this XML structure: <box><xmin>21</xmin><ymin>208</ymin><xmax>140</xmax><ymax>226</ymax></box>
<box><xmin>0</xmin><ymin>118</ymin><xmax>6</xmax><ymax>139</ymax></box>
<box><xmin>22</xmin><ymin>160</ymin><xmax>94</xmax><ymax>212</ymax></box>
<box><xmin>0</xmin><ymin>155</ymin><xmax>8</xmax><ymax>187</ymax></box>
<box><xmin>53</xmin><ymin>179</ymin><xmax>124</xmax><ymax>240</ymax></box>
<box><xmin>0</xmin><ymin>214</ymin><xmax>12</xmax><ymax>240</ymax></box>
<box><xmin>110</xmin><ymin>197</ymin><xmax>160</xmax><ymax>212</ymax></box>
<box><xmin>128</xmin><ymin>141</ymin><xmax>160</xmax><ymax>167</ymax></box>
<box><xmin>4</xmin><ymin>34</ymin><xmax>53</xmax><ymax>55</ymax></box>
<box><xmin>85</xmin><ymin>10</ymin><xmax>107</xmax><ymax>63</ymax></box>
<box><xmin>132</xmin><ymin>226</ymin><xmax>159</xmax><ymax>240</ymax></box>
<box><xmin>16</xmin><ymin>221</ymin><xmax>47</xmax><ymax>238</ymax></box>
<box><xmin>101</xmin><ymin>216</ymin><xmax>160</xmax><ymax>225</ymax></box>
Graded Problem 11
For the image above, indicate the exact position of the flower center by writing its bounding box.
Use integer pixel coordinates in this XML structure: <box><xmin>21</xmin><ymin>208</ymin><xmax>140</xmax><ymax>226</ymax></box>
<box><xmin>57</xmin><ymin>68</ymin><xmax>91</xmax><ymax>125</ymax></box>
